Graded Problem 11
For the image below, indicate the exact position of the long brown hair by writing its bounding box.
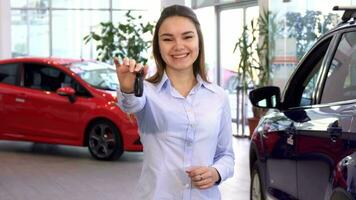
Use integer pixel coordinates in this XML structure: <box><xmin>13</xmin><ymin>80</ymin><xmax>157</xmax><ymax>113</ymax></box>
<box><xmin>146</xmin><ymin>4</ymin><xmax>209</xmax><ymax>84</ymax></box>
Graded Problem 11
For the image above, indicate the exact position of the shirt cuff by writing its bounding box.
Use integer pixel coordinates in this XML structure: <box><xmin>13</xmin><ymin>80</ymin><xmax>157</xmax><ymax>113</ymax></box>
<box><xmin>117</xmin><ymin>89</ymin><xmax>137</xmax><ymax>102</ymax></box>
<box><xmin>116</xmin><ymin>89</ymin><xmax>143</xmax><ymax>113</ymax></box>
<box><xmin>212</xmin><ymin>167</ymin><xmax>222</xmax><ymax>184</ymax></box>
<box><xmin>211</xmin><ymin>163</ymin><xmax>230</xmax><ymax>184</ymax></box>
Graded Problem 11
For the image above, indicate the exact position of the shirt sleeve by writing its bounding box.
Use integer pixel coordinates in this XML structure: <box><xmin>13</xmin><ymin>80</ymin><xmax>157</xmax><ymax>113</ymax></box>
<box><xmin>211</xmin><ymin>95</ymin><xmax>235</xmax><ymax>183</ymax></box>
<box><xmin>116</xmin><ymin>89</ymin><xmax>146</xmax><ymax>114</ymax></box>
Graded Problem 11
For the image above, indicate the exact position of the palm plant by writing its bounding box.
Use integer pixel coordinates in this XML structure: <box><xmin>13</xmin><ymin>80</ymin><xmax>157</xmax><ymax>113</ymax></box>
<box><xmin>233</xmin><ymin>9</ymin><xmax>278</xmax><ymax>135</ymax></box>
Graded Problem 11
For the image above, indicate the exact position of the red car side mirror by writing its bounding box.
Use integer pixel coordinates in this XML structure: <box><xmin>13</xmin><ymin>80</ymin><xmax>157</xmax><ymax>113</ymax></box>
<box><xmin>56</xmin><ymin>86</ymin><xmax>76</xmax><ymax>103</ymax></box>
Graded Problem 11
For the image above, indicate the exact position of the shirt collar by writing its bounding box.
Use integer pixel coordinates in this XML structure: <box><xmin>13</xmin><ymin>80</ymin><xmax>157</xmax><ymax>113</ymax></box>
<box><xmin>196</xmin><ymin>75</ymin><xmax>218</xmax><ymax>94</ymax></box>
<box><xmin>156</xmin><ymin>72</ymin><xmax>169</xmax><ymax>92</ymax></box>
<box><xmin>156</xmin><ymin>71</ymin><xmax>218</xmax><ymax>94</ymax></box>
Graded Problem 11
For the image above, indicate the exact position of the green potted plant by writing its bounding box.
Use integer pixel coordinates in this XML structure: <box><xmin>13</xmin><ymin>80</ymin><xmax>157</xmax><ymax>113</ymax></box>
<box><xmin>83</xmin><ymin>10</ymin><xmax>155</xmax><ymax>64</ymax></box>
<box><xmin>233</xmin><ymin>10</ymin><xmax>277</xmax><ymax>136</ymax></box>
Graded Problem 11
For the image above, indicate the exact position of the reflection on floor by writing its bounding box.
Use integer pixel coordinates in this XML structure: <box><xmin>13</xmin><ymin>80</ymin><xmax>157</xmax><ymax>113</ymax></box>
<box><xmin>0</xmin><ymin>137</ymin><xmax>250</xmax><ymax>200</ymax></box>
<box><xmin>220</xmin><ymin>137</ymin><xmax>250</xmax><ymax>200</ymax></box>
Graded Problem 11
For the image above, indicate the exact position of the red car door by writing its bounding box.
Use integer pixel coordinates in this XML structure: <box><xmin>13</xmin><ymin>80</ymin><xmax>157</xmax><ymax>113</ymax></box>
<box><xmin>14</xmin><ymin>62</ymin><xmax>91</xmax><ymax>144</ymax></box>
<box><xmin>0</xmin><ymin>62</ymin><xmax>23</xmax><ymax>135</ymax></box>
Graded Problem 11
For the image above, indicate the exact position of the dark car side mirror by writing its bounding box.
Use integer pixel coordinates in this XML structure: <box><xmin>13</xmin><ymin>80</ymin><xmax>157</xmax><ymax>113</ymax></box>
<box><xmin>56</xmin><ymin>86</ymin><xmax>76</xmax><ymax>103</ymax></box>
<box><xmin>249</xmin><ymin>86</ymin><xmax>281</xmax><ymax>109</ymax></box>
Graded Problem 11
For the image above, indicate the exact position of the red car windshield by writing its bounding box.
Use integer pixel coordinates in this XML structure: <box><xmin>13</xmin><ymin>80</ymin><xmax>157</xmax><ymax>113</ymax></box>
<box><xmin>68</xmin><ymin>61</ymin><xmax>118</xmax><ymax>91</ymax></box>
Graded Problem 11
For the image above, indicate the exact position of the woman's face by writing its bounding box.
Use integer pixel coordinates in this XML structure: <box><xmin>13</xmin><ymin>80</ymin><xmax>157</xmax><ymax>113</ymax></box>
<box><xmin>158</xmin><ymin>16</ymin><xmax>199</xmax><ymax>73</ymax></box>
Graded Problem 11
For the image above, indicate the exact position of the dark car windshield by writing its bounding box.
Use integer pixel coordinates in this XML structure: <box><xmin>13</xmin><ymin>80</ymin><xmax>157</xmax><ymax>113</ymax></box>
<box><xmin>68</xmin><ymin>61</ymin><xmax>118</xmax><ymax>91</ymax></box>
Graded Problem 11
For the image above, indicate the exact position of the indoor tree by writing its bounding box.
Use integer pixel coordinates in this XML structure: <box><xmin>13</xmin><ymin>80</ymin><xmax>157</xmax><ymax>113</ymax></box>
<box><xmin>83</xmin><ymin>10</ymin><xmax>155</xmax><ymax>64</ymax></box>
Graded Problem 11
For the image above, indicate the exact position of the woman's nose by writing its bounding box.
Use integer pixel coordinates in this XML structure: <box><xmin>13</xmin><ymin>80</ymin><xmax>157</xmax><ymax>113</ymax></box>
<box><xmin>173</xmin><ymin>39</ymin><xmax>185</xmax><ymax>50</ymax></box>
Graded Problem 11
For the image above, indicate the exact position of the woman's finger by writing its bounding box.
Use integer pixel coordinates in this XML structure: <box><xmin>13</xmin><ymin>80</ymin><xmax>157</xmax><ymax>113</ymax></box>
<box><xmin>134</xmin><ymin>63</ymin><xmax>143</xmax><ymax>72</ymax></box>
<box><xmin>129</xmin><ymin>58</ymin><xmax>136</xmax><ymax>72</ymax></box>
<box><xmin>114</xmin><ymin>57</ymin><xmax>121</xmax><ymax>67</ymax></box>
<box><xmin>122</xmin><ymin>57</ymin><xmax>129</xmax><ymax>66</ymax></box>
<box><xmin>193</xmin><ymin>176</ymin><xmax>214</xmax><ymax>189</ymax></box>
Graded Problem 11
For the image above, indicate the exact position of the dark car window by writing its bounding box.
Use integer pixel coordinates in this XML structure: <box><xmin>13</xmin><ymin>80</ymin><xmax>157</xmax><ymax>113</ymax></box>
<box><xmin>283</xmin><ymin>37</ymin><xmax>332</xmax><ymax>108</ymax></box>
<box><xmin>321</xmin><ymin>31</ymin><xmax>356</xmax><ymax>103</ymax></box>
<box><xmin>0</xmin><ymin>63</ymin><xmax>20</xmax><ymax>85</ymax></box>
<box><xmin>23</xmin><ymin>63</ymin><xmax>90</xmax><ymax>97</ymax></box>
<box><xmin>300</xmin><ymin>58</ymin><xmax>323</xmax><ymax>106</ymax></box>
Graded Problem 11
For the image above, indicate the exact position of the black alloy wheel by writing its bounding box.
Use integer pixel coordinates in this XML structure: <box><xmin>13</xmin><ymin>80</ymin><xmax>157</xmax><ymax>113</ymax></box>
<box><xmin>88</xmin><ymin>120</ymin><xmax>123</xmax><ymax>160</ymax></box>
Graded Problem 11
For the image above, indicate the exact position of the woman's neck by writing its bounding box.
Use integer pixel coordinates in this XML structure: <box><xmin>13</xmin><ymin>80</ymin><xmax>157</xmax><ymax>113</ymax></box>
<box><xmin>166</xmin><ymin>69</ymin><xmax>197</xmax><ymax>97</ymax></box>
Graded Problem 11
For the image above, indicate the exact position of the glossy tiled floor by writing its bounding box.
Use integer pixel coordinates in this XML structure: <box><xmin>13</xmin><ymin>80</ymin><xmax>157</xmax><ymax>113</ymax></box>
<box><xmin>0</xmin><ymin>137</ymin><xmax>250</xmax><ymax>200</ymax></box>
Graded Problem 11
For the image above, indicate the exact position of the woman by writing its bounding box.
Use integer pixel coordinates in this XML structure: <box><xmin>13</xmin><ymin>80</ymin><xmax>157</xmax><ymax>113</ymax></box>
<box><xmin>115</xmin><ymin>4</ymin><xmax>234</xmax><ymax>200</ymax></box>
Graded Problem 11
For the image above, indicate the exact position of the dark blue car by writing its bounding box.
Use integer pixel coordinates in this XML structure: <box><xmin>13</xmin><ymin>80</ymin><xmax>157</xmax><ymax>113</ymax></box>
<box><xmin>249</xmin><ymin>6</ymin><xmax>356</xmax><ymax>200</ymax></box>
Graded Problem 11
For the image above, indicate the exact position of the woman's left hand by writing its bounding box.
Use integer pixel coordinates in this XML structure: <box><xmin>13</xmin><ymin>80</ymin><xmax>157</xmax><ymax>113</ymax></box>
<box><xmin>186</xmin><ymin>166</ymin><xmax>221</xmax><ymax>189</ymax></box>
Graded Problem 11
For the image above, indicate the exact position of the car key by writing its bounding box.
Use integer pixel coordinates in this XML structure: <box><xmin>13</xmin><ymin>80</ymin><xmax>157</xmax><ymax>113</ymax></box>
<box><xmin>134</xmin><ymin>70</ymin><xmax>144</xmax><ymax>97</ymax></box>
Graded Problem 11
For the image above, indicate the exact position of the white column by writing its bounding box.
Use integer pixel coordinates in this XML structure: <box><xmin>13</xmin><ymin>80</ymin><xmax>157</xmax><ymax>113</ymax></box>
<box><xmin>0</xmin><ymin>0</ymin><xmax>11</xmax><ymax>59</ymax></box>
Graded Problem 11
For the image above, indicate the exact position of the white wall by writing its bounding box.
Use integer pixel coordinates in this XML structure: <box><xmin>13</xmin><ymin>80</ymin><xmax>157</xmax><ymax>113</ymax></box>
<box><xmin>0</xmin><ymin>0</ymin><xmax>11</xmax><ymax>59</ymax></box>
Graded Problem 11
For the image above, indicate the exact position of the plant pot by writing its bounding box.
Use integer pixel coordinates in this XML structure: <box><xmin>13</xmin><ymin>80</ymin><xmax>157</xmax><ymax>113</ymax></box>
<box><xmin>248</xmin><ymin>117</ymin><xmax>260</xmax><ymax>137</ymax></box>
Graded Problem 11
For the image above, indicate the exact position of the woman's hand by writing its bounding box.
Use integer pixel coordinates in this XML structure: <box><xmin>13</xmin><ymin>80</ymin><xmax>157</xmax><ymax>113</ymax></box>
<box><xmin>186</xmin><ymin>166</ymin><xmax>221</xmax><ymax>189</ymax></box>
<box><xmin>114</xmin><ymin>57</ymin><xmax>147</xmax><ymax>93</ymax></box>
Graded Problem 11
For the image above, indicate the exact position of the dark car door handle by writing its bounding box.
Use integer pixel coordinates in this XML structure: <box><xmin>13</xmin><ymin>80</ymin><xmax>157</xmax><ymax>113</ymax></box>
<box><xmin>327</xmin><ymin>120</ymin><xmax>342</xmax><ymax>138</ymax></box>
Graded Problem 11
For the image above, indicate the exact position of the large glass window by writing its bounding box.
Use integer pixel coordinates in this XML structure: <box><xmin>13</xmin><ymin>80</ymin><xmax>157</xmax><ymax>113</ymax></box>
<box><xmin>11</xmin><ymin>0</ymin><xmax>49</xmax><ymax>8</ymax></box>
<box><xmin>52</xmin><ymin>0</ymin><xmax>110</xmax><ymax>9</ymax></box>
<box><xmin>52</xmin><ymin>10</ymin><xmax>109</xmax><ymax>58</ymax></box>
<box><xmin>11</xmin><ymin>9</ymin><xmax>49</xmax><ymax>57</ymax></box>
<box><xmin>269</xmin><ymin>0</ymin><xmax>356</xmax><ymax>90</ymax></box>
<box><xmin>195</xmin><ymin>7</ymin><xmax>217</xmax><ymax>83</ymax></box>
<box><xmin>219</xmin><ymin>8</ymin><xmax>243</xmax><ymax>91</ymax></box>
<box><xmin>113</xmin><ymin>0</ymin><xmax>160</xmax><ymax>11</ymax></box>
<box><xmin>10</xmin><ymin>0</ymin><xmax>160</xmax><ymax>60</ymax></box>
<box><xmin>217</xmin><ymin>4</ymin><xmax>259</xmax><ymax>136</ymax></box>
<box><xmin>219</xmin><ymin>5</ymin><xmax>259</xmax><ymax>92</ymax></box>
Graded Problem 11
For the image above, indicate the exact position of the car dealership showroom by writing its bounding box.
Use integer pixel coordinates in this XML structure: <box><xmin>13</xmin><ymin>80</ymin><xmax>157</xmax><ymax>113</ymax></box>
<box><xmin>2</xmin><ymin>0</ymin><xmax>356</xmax><ymax>200</ymax></box>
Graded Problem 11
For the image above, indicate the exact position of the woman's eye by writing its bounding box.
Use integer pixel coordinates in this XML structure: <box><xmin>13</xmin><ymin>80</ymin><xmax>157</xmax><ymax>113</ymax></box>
<box><xmin>184</xmin><ymin>36</ymin><xmax>193</xmax><ymax>40</ymax></box>
<box><xmin>162</xmin><ymin>38</ymin><xmax>172</xmax><ymax>42</ymax></box>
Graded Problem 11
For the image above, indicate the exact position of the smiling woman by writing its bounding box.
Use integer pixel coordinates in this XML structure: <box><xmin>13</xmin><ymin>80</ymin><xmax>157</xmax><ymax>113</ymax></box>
<box><xmin>116</xmin><ymin>4</ymin><xmax>235</xmax><ymax>200</ymax></box>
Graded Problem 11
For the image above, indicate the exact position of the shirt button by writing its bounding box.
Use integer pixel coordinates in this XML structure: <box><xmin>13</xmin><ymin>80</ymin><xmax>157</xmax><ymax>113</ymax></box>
<box><xmin>185</xmin><ymin>183</ymin><xmax>190</xmax><ymax>188</ymax></box>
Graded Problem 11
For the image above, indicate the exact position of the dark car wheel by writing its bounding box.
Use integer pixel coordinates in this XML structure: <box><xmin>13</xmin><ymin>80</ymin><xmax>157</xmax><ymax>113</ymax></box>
<box><xmin>330</xmin><ymin>188</ymin><xmax>353</xmax><ymax>200</ymax></box>
<box><xmin>87</xmin><ymin>120</ymin><xmax>123</xmax><ymax>161</ymax></box>
<box><xmin>250</xmin><ymin>162</ymin><xmax>265</xmax><ymax>200</ymax></box>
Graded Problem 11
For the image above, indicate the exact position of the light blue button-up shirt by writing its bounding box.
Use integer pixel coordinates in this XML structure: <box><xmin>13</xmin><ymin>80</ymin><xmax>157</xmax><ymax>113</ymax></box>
<box><xmin>117</xmin><ymin>73</ymin><xmax>235</xmax><ymax>200</ymax></box>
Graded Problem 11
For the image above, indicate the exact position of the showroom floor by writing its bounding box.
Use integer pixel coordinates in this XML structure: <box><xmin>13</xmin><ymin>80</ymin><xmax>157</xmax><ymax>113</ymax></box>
<box><xmin>0</xmin><ymin>137</ymin><xmax>250</xmax><ymax>200</ymax></box>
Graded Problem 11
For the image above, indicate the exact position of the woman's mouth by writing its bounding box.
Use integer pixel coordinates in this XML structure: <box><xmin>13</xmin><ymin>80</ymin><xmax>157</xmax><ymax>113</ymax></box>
<box><xmin>172</xmin><ymin>53</ymin><xmax>189</xmax><ymax>59</ymax></box>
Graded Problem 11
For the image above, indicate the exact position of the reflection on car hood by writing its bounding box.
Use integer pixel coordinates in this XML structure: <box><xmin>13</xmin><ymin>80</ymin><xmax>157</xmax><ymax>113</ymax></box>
<box><xmin>100</xmin><ymin>89</ymin><xmax>117</xmax><ymax>98</ymax></box>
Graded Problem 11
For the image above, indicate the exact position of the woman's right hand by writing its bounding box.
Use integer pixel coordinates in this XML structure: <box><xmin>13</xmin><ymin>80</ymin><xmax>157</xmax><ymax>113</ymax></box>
<box><xmin>114</xmin><ymin>57</ymin><xmax>147</xmax><ymax>94</ymax></box>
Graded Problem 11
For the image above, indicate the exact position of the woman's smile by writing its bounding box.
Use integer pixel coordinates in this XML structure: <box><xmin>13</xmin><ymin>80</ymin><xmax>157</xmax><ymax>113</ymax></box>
<box><xmin>158</xmin><ymin>16</ymin><xmax>199</xmax><ymax>72</ymax></box>
<box><xmin>171</xmin><ymin>52</ymin><xmax>190</xmax><ymax>59</ymax></box>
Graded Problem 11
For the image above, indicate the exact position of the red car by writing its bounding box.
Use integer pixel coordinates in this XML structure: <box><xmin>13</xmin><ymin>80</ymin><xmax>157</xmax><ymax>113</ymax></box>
<box><xmin>0</xmin><ymin>57</ymin><xmax>142</xmax><ymax>160</ymax></box>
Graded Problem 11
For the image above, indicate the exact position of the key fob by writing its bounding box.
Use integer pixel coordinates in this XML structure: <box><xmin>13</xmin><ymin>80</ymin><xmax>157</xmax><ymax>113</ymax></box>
<box><xmin>134</xmin><ymin>70</ymin><xmax>143</xmax><ymax>97</ymax></box>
